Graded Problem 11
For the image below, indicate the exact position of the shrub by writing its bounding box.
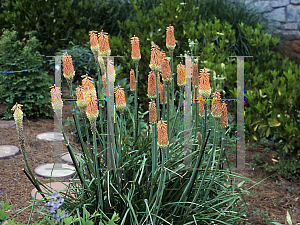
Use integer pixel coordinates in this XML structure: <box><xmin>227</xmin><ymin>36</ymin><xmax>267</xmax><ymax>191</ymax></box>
<box><xmin>0</xmin><ymin>0</ymin><xmax>134</xmax><ymax>56</ymax></box>
<box><xmin>0</xmin><ymin>28</ymin><xmax>53</xmax><ymax>119</ymax></box>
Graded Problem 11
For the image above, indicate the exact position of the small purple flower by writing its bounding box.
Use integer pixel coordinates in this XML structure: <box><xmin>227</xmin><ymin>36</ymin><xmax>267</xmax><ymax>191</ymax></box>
<box><xmin>53</xmin><ymin>203</ymin><xmax>60</xmax><ymax>210</ymax></box>
<box><xmin>0</xmin><ymin>190</ymin><xmax>2</xmax><ymax>194</ymax></box>
<box><xmin>63</xmin><ymin>212</ymin><xmax>69</xmax><ymax>218</ymax></box>
<box><xmin>53</xmin><ymin>213</ymin><xmax>61</xmax><ymax>220</ymax></box>
<box><xmin>51</xmin><ymin>192</ymin><xmax>58</xmax><ymax>199</ymax></box>
<box><xmin>49</xmin><ymin>206</ymin><xmax>55</xmax><ymax>213</ymax></box>
<box><xmin>47</xmin><ymin>199</ymin><xmax>54</xmax><ymax>207</ymax></box>
<box><xmin>57</xmin><ymin>197</ymin><xmax>64</xmax><ymax>206</ymax></box>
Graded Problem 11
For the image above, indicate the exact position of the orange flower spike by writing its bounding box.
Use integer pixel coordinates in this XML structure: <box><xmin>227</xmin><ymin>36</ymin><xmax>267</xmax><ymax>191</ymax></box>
<box><xmin>159</xmin><ymin>83</ymin><xmax>167</xmax><ymax>104</ymax></box>
<box><xmin>81</xmin><ymin>74</ymin><xmax>96</xmax><ymax>100</ymax></box>
<box><xmin>192</xmin><ymin>63</ymin><xmax>199</xmax><ymax>88</ymax></box>
<box><xmin>147</xmin><ymin>71</ymin><xmax>156</xmax><ymax>99</ymax></box>
<box><xmin>149</xmin><ymin>45</ymin><xmax>161</xmax><ymax>73</ymax></box>
<box><xmin>220</xmin><ymin>102</ymin><xmax>229</xmax><ymax>129</ymax></box>
<box><xmin>98</xmin><ymin>31</ymin><xmax>111</xmax><ymax>56</ymax></box>
<box><xmin>161</xmin><ymin>56</ymin><xmax>172</xmax><ymax>84</ymax></box>
<box><xmin>131</xmin><ymin>36</ymin><xmax>141</xmax><ymax>64</ymax></box>
<box><xmin>115</xmin><ymin>86</ymin><xmax>126</xmax><ymax>114</ymax></box>
<box><xmin>49</xmin><ymin>85</ymin><xmax>63</xmax><ymax>112</ymax></box>
<box><xmin>149</xmin><ymin>101</ymin><xmax>157</xmax><ymax>124</ymax></box>
<box><xmin>177</xmin><ymin>63</ymin><xmax>185</xmax><ymax>87</ymax></box>
<box><xmin>62</xmin><ymin>52</ymin><xmax>75</xmax><ymax>85</ymax></box>
<box><xmin>76</xmin><ymin>86</ymin><xmax>86</xmax><ymax>108</ymax></box>
<box><xmin>166</xmin><ymin>25</ymin><xmax>176</xmax><ymax>53</ymax></box>
<box><xmin>211</xmin><ymin>90</ymin><xmax>222</xmax><ymax>119</ymax></box>
<box><xmin>89</xmin><ymin>30</ymin><xmax>99</xmax><ymax>55</ymax></box>
<box><xmin>130</xmin><ymin>69</ymin><xmax>136</xmax><ymax>92</ymax></box>
<box><xmin>157</xmin><ymin>119</ymin><xmax>169</xmax><ymax>151</ymax></box>
<box><xmin>86</xmin><ymin>93</ymin><xmax>98</xmax><ymax>133</ymax></box>
<box><xmin>199</xmin><ymin>68</ymin><xmax>211</xmax><ymax>99</ymax></box>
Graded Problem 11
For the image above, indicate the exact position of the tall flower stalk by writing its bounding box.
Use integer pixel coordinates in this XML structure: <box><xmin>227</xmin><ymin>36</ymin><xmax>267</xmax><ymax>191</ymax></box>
<box><xmin>11</xmin><ymin>103</ymin><xmax>45</xmax><ymax>200</ymax></box>
<box><xmin>131</xmin><ymin>36</ymin><xmax>141</xmax><ymax>138</ymax></box>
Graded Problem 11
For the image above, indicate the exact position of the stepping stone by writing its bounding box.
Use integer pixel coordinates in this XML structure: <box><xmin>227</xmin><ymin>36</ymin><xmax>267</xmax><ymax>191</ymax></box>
<box><xmin>31</xmin><ymin>182</ymin><xmax>78</xmax><ymax>200</ymax></box>
<box><xmin>36</xmin><ymin>132</ymin><xmax>64</xmax><ymax>142</ymax></box>
<box><xmin>60</xmin><ymin>152</ymin><xmax>82</xmax><ymax>164</ymax></box>
<box><xmin>0</xmin><ymin>145</ymin><xmax>19</xmax><ymax>159</ymax></box>
<box><xmin>34</xmin><ymin>163</ymin><xmax>75</xmax><ymax>178</ymax></box>
<box><xmin>0</xmin><ymin>120</ymin><xmax>15</xmax><ymax>129</ymax></box>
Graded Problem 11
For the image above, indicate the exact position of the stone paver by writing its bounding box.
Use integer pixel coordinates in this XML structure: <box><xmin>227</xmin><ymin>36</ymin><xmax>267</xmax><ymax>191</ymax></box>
<box><xmin>31</xmin><ymin>182</ymin><xmax>78</xmax><ymax>200</ymax></box>
<box><xmin>0</xmin><ymin>120</ymin><xmax>15</xmax><ymax>129</ymax></box>
<box><xmin>0</xmin><ymin>145</ymin><xmax>19</xmax><ymax>159</ymax></box>
<box><xmin>34</xmin><ymin>163</ymin><xmax>75</xmax><ymax>178</ymax></box>
<box><xmin>61</xmin><ymin>152</ymin><xmax>82</xmax><ymax>164</ymax></box>
<box><xmin>36</xmin><ymin>132</ymin><xmax>64</xmax><ymax>142</ymax></box>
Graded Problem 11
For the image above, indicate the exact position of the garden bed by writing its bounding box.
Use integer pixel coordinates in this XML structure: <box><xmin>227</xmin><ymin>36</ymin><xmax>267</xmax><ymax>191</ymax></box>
<box><xmin>1</xmin><ymin>87</ymin><xmax>300</xmax><ymax>224</ymax></box>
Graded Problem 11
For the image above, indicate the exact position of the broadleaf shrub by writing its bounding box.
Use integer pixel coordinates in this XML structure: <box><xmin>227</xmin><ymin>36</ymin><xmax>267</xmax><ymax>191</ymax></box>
<box><xmin>0</xmin><ymin>28</ymin><xmax>53</xmax><ymax>119</ymax></box>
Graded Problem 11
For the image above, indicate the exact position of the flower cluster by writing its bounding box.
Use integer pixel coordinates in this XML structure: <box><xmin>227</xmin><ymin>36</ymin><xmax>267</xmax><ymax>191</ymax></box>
<box><xmin>149</xmin><ymin>45</ymin><xmax>161</xmax><ymax>73</ymax></box>
<box><xmin>98</xmin><ymin>31</ymin><xmax>111</xmax><ymax>56</ymax></box>
<box><xmin>199</xmin><ymin>68</ymin><xmax>211</xmax><ymax>99</ymax></box>
<box><xmin>147</xmin><ymin>71</ymin><xmax>157</xmax><ymax>99</ymax></box>
<box><xmin>166</xmin><ymin>25</ymin><xmax>176</xmax><ymax>53</ymax></box>
<box><xmin>49</xmin><ymin>85</ymin><xmax>63</xmax><ymax>117</ymax></box>
<box><xmin>211</xmin><ymin>90</ymin><xmax>222</xmax><ymax>119</ymax></box>
<box><xmin>131</xmin><ymin>36</ymin><xmax>141</xmax><ymax>65</ymax></box>
<box><xmin>177</xmin><ymin>63</ymin><xmax>185</xmax><ymax>87</ymax></box>
<box><xmin>157</xmin><ymin>120</ymin><xmax>169</xmax><ymax>151</ymax></box>
<box><xmin>46</xmin><ymin>192</ymin><xmax>69</xmax><ymax>221</ymax></box>
<box><xmin>115</xmin><ymin>86</ymin><xmax>126</xmax><ymax>114</ymax></box>
<box><xmin>149</xmin><ymin>101</ymin><xmax>157</xmax><ymax>124</ymax></box>
<box><xmin>62</xmin><ymin>52</ymin><xmax>75</xmax><ymax>87</ymax></box>
<box><xmin>161</xmin><ymin>56</ymin><xmax>172</xmax><ymax>85</ymax></box>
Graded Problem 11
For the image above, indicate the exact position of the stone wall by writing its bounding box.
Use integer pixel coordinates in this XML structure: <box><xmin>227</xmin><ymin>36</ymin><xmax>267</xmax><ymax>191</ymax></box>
<box><xmin>231</xmin><ymin>0</ymin><xmax>300</xmax><ymax>61</ymax></box>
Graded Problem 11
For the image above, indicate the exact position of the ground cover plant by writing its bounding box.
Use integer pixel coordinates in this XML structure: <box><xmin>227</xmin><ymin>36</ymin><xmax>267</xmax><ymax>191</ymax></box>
<box><xmin>2</xmin><ymin>26</ymin><xmax>257</xmax><ymax>224</ymax></box>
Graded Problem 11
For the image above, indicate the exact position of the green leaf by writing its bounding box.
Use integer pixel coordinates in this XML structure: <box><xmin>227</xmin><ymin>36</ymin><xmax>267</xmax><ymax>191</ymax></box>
<box><xmin>287</xmin><ymin>211</ymin><xmax>293</xmax><ymax>225</ymax></box>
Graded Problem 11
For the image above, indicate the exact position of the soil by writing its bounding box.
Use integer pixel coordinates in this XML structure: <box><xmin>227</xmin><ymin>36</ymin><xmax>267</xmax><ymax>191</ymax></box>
<box><xmin>1</xmin><ymin>87</ymin><xmax>300</xmax><ymax>224</ymax></box>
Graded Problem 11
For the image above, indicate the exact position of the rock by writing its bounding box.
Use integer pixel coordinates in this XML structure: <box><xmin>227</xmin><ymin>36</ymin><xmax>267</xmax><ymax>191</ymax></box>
<box><xmin>254</xmin><ymin>1</ymin><xmax>273</xmax><ymax>13</ymax></box>
<box><xmin>265</xmin><ymin>7</ymin><xmax>286</xmax><ymax>22</ymax></box>
<box><xmin>271</xmin><ymin>0</ymin><xmax>290</xmax><ymax>8</ymax></box>
<box><xmin>284</xmin><ymin>23</ymin><xmax>299</xmax><ymax>30</ymax></box>
<box><xmin>282</xmin><ymin>30</ymin><xmax>300</xmax><ymax>40</ymax></box>
<box><xmin>286</xmin><ymin>5</ymin><xmax>300</xmax><ymax>22</ymax></box>
<box><xmin>291</xmin><ymin>0</ymin><xmax>300</xmax><ymax>4</ymax></box>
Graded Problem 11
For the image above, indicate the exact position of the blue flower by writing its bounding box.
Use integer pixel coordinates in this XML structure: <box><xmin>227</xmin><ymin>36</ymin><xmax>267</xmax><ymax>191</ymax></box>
<box><xmin>49</xmin><ymin>206</ymin><xmax>55</xmax><ymax>213</ymax></box>
<box><xmin>47</xmin><ymin>199</ymin><xmax>54</xmax><ymax>207</ymax></box>
<box><xmin>51</xmin><ymin>192</ymin><xmax>58</xmax><ymax>199</ymax></box>
<box><xmin>53</xmin><ymin>213</ymin><xmax>61</xmax><ymax>220</ymax></box>
<box><xmin>53</xmin><ymin>203</ymin><xmax>60</xmax><ymax>210</ymax></box>
<box><xmin>57</xmin><ymin>197</ymin><xmax>64</xmax><ymax>206</ymax></box>
<box><xmin>63</xmin><ymin>212</ymin><xmax>69</xmax><ymax>218</ymax></box>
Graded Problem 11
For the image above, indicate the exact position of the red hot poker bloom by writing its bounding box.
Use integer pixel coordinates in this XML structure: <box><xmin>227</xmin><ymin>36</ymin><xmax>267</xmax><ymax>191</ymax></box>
<box><xmin>89</xmin><ymin>30</ymin><xmax>99</xmax><ymax>55</ymax></box>
<box><xmin>157</xmin><ymin>119</ymin><xmax>169</xmax><ymax>151</ymax></box>
<box><xmin>177</xmin><ymin>63</ymin><xmax>185</xmax><ymax>87</ymax></box>
<box><xmin>62</xmin><ymin>52</ymin><xmax>75</xmax><ymax>85</ymax></box>
<box><xmin>115</xmin><ymin>86</ymin><xmax>126</xmax><ymax>114</ymax></box>
<box><xmin>149</xmin><ymin>45</ymin><xmax>161</xmax><ymax>73</ymax></box>
<box><xmin>86</xmin><ymin>93</ymin><xmax>98</xmax><ymax>133</ymax></box>
<box><xmin>211</xmin><ymin>90</ymin><xmax>222</xmax><ymax>119</ymax></box>
<box><xmin>98</xmin><ymin>31</ymin><xmax>111</xmax><ymax>56</ymax></box>
<box><xmin>192</xmin><ymin>63</ymin><xmax>199</xmax><ymax>88</ymax></box>
<box><xmin>130</xmin><ymin>69</ymin><xmax>136</xmax><ymax>92</ymax></box>
<box><xmin>220</xmin><ymin>102</ymin><xmax>229</xmax><ymax>128</ymax></box>
<box><xmin>147</xmin><ymin>71</ymin><xmax>157</xmax><ymax>99</ymax></box>
<box><xmin>131</xmin><ymin>36</ymin><xmax>141</xmax><ymax>64</ymax></box>
<box><xmin>199</xmin><ymin>68</ymin><xmax>211</xmax><ymax>99</ymax></box>
<box><xmin>166</xmin><ymin>25</ymin><xmax>176</xmax><ymax>52</ymax></box>
<box><xmin>161</xmin><ymin>56</ymin><xmax>172</xmax><ymax>84</ymax></box>
<box><xmin>149</xmin><ymin>101</ymin><xmax>157</xmax><ymax>124</ymax></box>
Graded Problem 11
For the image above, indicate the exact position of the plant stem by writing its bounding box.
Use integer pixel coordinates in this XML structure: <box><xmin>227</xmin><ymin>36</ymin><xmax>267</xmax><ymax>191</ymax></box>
<box><xmin>134</xmin><ymin>63</ymin><xmax>139</xmax><ymax>138</ymax></box>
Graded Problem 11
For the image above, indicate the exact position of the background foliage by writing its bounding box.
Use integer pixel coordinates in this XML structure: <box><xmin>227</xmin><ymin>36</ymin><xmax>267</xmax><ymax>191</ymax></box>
<box><xmin>0</xmin><ymin>28</ymin><xmax>53</xmax><ymax>119</ymax></box>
